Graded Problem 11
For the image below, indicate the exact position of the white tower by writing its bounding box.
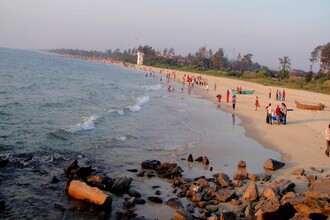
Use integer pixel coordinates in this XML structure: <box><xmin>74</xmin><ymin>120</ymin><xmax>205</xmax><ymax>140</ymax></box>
<box><xmin>137</xmin><ymin>50</ymin><xmax>144</xmax><ymax>65</ymax></box>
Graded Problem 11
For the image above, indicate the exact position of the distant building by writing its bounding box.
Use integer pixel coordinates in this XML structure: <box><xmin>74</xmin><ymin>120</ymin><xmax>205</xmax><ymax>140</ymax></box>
<box><xmin>136</xmin><ymin>50</ymin><xmax>144</xmax><ymax>65</ymax></box>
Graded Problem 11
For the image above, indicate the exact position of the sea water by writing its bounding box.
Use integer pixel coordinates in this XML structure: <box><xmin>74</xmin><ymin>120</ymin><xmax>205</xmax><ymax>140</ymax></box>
<box><xmin>0</xmin><ymin>48</ymin><xmax>280</xmax><ymax>219</ymax></box>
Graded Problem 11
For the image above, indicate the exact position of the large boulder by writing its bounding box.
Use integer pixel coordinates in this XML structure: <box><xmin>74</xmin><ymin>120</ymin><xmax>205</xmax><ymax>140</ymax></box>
<box><xmin>242</xmin><ymin>182</ymin><xmax>258</xmax><ymax>202</ymax></box>
<box><xmin>110</xmin><ymin>177</ymin><xmax>132</xmax><ymax>193</ymax></box>
<box><xmin>305</xmin><ymin>179</ymin><xmax>330</xmax><ymax>200</ymax></box>
<box><xmin>166</xmin><ymin>198</ymin><xmax>184</xmax><ymax>209</ymax></box>
<box><xmin>217</xmin><ymin>173</ymin><xmax>231</xmax><ymax>187</ymax></box>
<box><xmin>263</xmin><ymin>179</ymin><xmax>295</xmax><ymax>200</ymax></box>
<box><xmin>264</xmin><ymin>158</ymin><xmax>285</xmax><ymax>170</ymax></box>
<box><xmin>141</xmin><ymin>160</ymin><xmax>161</xmax><ymax>170</ymax></box>
<box><xmin>290</xmin><ymin>197</ymin><xmax>330</xmax><ymax>218</ymax></box>
<box><xmin>214</xmin><ymin>189</ymin><xmax>236</xmax><ymax>202</ymax></box>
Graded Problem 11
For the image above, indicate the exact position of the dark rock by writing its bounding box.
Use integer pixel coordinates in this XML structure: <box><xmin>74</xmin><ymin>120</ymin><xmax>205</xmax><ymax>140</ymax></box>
<box><xmin>209</xmin><ymin>167</ymin><xmax>213</xmax><ymax>171</ymax></box>
<box><xmin>136</xmin><ymin>170</ymin><xmax>145</xmax><ymax>177</ymax></box>
<box><xmin>148</xmin><ymin>196</ymin><xmax>163</xmax><ymax>203</ymax></box>
<box><xmin>0</xmin><ymin>158</ymin><xmax>9</xmax><ymax>167</ymax></box>
<box><xmin>192</xmin><ymin>192</ymin><xmax>205</xmax><ymax>202</ymax></box>
<box><xmin>238</xmin><ymin>160</ymin><xmax>246</xmax><ymax>168</ymax></box>
<box><xmin>141</xmin><ymin>160</ymin><xmax>161</xmax><ymax>170</ymax></box>
<box><xmin>147</xmin><ymin>173</ymin><xmax>156</xmax><ymax>178</ymax></box>
<box><xmin>128</xmin><ymin>189</ymin><xmax>141</xmax><ymax>198</ymax></box>
<box><xmin>289</xmin><ymin>213</ymin><xmax>310</xmax><ymax>220</ymax></box>
<box><xmin>186</xmin><ymin>203</ymin><xmax>195</xmax><ymax>213</ymax></box>
<box><xmin>187</xmin><ymin>154</ymin><xmax>194</xmax><ymax>162</ymax></box>
<box><xmin>123</xmin><ymin>197</ymin><xmax>135</xmax><ymax>209</ymax></box>
<box><xmin>110</xmin><ymin>177</ymin><xmax>132</xmax><ymax>193</ymax></box>
<box><xmin>134</xmin><ymin>198</ymin><xmax>146</xmax><ymax>204</ymax></box>
<box><xmin>64</xmin><ymin>159</ymin><xmax>79</xmax><ymax>176</ymax></box>
<box><xmin>152</xmin><ymin>185</ymin><xmax>160</xmax><ymax>189</ymax></box>
<box><xmin>166</xmin><ymin>198</ymin><xmax>184</xmax><ymax>209</ymax></box>
<box><xmin>220</xmin><ymin>211</ymin><xmax>237</xmax><ymax>220</ymax></box>
<box><xmin>75</xmin><ymin>166</ymin><xmax>92</xmax><ymax>179</ymax></box>
<box><xmin>195</xmin><ymin>156</ymin><xmax>203</xmax><ymax>162</ymax></box>
<box><xmin>51</xmin><ymin>175</ymin><xmax>59</xmax><ymax>184</ymax></box>
<box><xmin>255</xmin><ymin>201</ymin><xmax>296</xmax><ymax>220</ymax></box>
<box><xmin>206</xmin><ymin>204</ymin><xmax>219</xmax><ymax>212</ymax></box>
<box><xmin>173</xmin><ymin>210</ymin><xmax>193</xmax><ymax>220</ymax></box>
<box><xmin>53</xmin><ymin>203</ymin><xmax>65</xmax><ymax>211</ymax></box>
<box><xmin>155</xmin><ymin>190</ymin><xmax>161</xmax><ymax>195</ymax></box>
<box><xmin>127</xmin><ymin>169</ymin><xmax>138</xmax><ymax>173</ymax></box>
<box><xmin>196</xmin><ymin>178</ymin><xmax>209</xmax><ymax>188</ymax></box>
<box><xmin>214</xmin><ymin>189</ymin><xmax>236</xmax><ymax>202</ymax></box>
<box><xmin>202</xmin><ymin>156</ymin><xmax>209</xmax><ymax>165</ymax></box>
<box><xmin>263</xmin><ymin>179</ymin><xmax>295</xmax><ymax>200</ymax></box>
<box><xmin>264</xmin><ymin>158</ymin><xmax>285</xmax><ymax>171</ymax></box>
<box><xmin>217</xmin><ymin>173</ymin><xmax>231</xmax><ymax>187</ymax></box>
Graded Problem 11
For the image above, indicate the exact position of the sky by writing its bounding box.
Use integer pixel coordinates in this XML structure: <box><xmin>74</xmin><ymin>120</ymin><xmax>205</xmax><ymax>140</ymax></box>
<box><xmin>1</xmin><ymin>0</ymin><xmax>329</xmax><ymax>71</ymax></box>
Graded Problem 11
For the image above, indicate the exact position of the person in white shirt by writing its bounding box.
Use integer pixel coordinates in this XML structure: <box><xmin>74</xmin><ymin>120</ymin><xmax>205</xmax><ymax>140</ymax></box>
<box><xmin>265</xmin><ymin>103</ymin><xmax>272</xmax><ymax>125</ymax></box>
<box><xmin>325</xmin><ymin>124</ymin><xmax>330</xmax><ymax>157</ymax></box>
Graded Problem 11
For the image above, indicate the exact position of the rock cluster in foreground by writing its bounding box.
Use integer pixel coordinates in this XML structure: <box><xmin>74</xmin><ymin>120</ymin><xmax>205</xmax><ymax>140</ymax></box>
<box><xmin>61</xmin><ymin>156</ymin><xmax>330</xmax><ymax>219</ymax></box>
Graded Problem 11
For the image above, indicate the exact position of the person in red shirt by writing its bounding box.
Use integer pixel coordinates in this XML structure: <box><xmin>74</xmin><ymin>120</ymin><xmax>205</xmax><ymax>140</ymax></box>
<box><xmin>275</xmin><ymin>105</ymin><xmax>281</xmax><ymax>124</ymax></box>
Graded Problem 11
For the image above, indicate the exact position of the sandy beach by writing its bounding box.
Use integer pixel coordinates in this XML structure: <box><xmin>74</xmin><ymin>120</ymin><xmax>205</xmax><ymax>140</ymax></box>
<box><xmin>136</xmin><ymin>65</ymin><xmax>330</xmax><ymax>188</ymax></box>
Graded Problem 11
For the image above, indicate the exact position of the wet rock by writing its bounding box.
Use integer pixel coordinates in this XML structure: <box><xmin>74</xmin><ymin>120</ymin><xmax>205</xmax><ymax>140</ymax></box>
<box><xmin>173</xmin><ymin>210</ymin><xmax>193</xmax><ymax>220</ymax></box>
<box><xmin>209</xmin><ymin>167</ymin><xmax>213</xmax><ymax>171</ymax></box>
<box><xmin>263</xmin><ymin>179</ymin><xmax>295</xmax><ymax>200</ymax></box>
<box><xmin>0</xmin><ymin>158</ymin><xmax>9</xmax><ymax>167</ymax></box>
<box><xmin>292</xmin><ymin>168</ymin><xmax>305</xmax><ymax>176</ymax></box>
<box><xmin>206</xmin><ymin>204</ymin><xmax>219</xmax><ymax>212</ymax></box>
<box><xmin>263</xmin><ymin>158</ymin><xmax>285</xmax><ymax>171</ymax></box>
<box><xmin>219</xmin><ymin>211</ymin><xmax>237</xmax><ymax>220</ymax></box>
<box><xmin>128</xmin><ymin>189</ymin><xmax>141</xmax><ymax>198</ymax></box>
<box><xmin>237</xmin><ymin>160</ymin><xmax>246</xmax><ymax>168</ymax></box>
<box><xmin>233</xmin><ymin>168</ymin><xmax>248</xmax><ymax>180</ymax></box>
<box><xmin>51</xmin><ymin>175</ymin><xmax>59</xmax><ymax>184</ymax></box>
<box><xmin>148</xmin><ymin>196</ymin><xmax>163</xmax><ymax>204</ymax></box>
<box><xmin>305</xmin><ymin>179</ymin><xmax>330</xmax><ymax>200</ymax></box>
<box><xmin>202</xmin><ymin>156</ymin><xmax>209</xmax><ymax>165</ymax></box>
<box><xmin>242</xmin><ymin>181</ymin><xmax>258</xmax><ymax>202</ymax></box>
<box><xmin>155</xmin><ymin>190</ymin><xmax>161</xmax><ymax>195</ymax></box>
<box><xmin>195</xmin><ymin>156</ymin><xmax>203</xmax><ymax>162</ymax></box>
<box><xmin>186</xmin><ymin>203</ymin><xmax>195</xmax><ymax>213</ymax></box>
<box><xmin>187</xmin><ymin>154</ymin><xmax>194</xmax><ymax>162</ymax></box>
<box><xmin>64</xmin><ymin>159</ymin><xmax>79</xmax><ymax>176</ymax></box>
<box><xmin>166</xmin><ymin>198</ymin><xmax>184</xmax><ymax>209</ymax></box>
<box><xmin>136</xmin><ymin>170</ymin><xmax>145</xmax><ymax>177</ymax></box>
<box><xmin>147</xmin><ymin>173</ymin><xmax>156</xmax><ymax>178</ymax></box>
<box><xmin>214</xmin><ymin>189</ymin><xmax>236</xmax><ymax>202</ymax></box>
<box><xmin>134</xmin><ymin>198</ymin><xmax>146</xmax><ymax>204</ymax></box>
<box><xmin>152</xmin><ymin>185</ymin><xmax>160</xmax><ymax>189</ymax></box>
<box><xmin>196</xmin><ymin>178</ymin><xmax>209</xmax><ymax>188</ymax></box>
<box><xmin>53</xmin><ymin>203</ymin><xmax>65</xmax><ymax>211</ymax></box>
<box><xmin>123</xmin><ymin>197</ymin><xmax>135</xmax><ymax>209</ymax></box>
<box><xmin>110</xmin><ymin>177</ymin><xmax>132</xmax><ymax>193</ymax></box>
<box><xmin>217</xmin><ymin>173</ymin><xmax>231</xmax><ymax>187</ymax></box>
<box><xmin>141</xmin><ymin>160</ymin><xmax>161</xmax><ymax>170</ymax></box>
<box><xmin>127</xmin><ymin>168</ymin><xmax>138</xmax><ymax>173</ymax></box>
<box><xmin>75</xmin><ymin>166</ymin><xmax>92</xmax><ymax>179</ymax></box>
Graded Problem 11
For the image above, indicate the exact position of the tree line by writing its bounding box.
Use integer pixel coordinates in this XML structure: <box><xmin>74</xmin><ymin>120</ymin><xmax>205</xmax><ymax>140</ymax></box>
<box><xmin>47</xmin><ymin>42</ymin><xmax>330</xmax><ymax>82</ymax></box>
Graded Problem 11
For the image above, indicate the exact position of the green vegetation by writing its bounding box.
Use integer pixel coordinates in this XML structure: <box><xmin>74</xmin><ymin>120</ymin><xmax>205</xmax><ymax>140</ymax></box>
<box><xmin>46</xmin><ymin>43</ymin><xmax>330</xmax><ymax>95</ymax></box>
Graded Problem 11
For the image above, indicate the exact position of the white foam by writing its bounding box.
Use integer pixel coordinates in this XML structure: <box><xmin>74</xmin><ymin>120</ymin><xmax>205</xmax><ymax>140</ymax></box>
<box><xmin>116</xmin><ymin>136</ymin><xmax>127</xmax><ymax>141</ymax></box>
<box><xmin>117</xmin><ymin>109</ymin><xmax>124</xmax><ymax>115</ymax></box>
<box><xmin>144</xmin><ymin>84</ymin><xmax>161</xmax><ymax>91</ymax></box>
<box><xmin>109</xmin><ymin>108</ymin><xmax>125</xmax><ymax>115</ymax></box>
<box><xmin>129</xmin><ymin>95</ymin><xmax>150</xmax><ymax>112</ymax></box>
<box><xmin>65</xmin><ymin>115</ymin><xmax>98</xmax><ymax>133</ymax></box>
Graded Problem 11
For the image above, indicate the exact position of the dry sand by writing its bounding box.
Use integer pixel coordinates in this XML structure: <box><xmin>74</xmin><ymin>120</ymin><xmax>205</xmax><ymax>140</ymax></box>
<box><xmin>137</xmin><ymin>65</ymin><xmax>330</xmax><ymax>185</ymax></box>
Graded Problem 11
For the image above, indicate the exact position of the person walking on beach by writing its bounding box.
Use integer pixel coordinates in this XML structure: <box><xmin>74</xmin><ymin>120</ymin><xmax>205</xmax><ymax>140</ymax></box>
<box><xmin>214</xmin><ymin>82</ymin><xmax>217</xmax><ymax>91</ymax></box>
<box><xmin>275</xmin><ymin>105</ymin><xmax>281</xmax><ymax>124</ymax></box>
<box><xmin>206</xmin><ymin>84</ymin><xmax>209</xmax><ymax>93</ymax></box>
<box><xmin>255</xmin><ymin>96</ymin><xmax>260</xmax><ymax>111</ymax></box>
<box><xmin>282</xmin><ymin>89</ymin><xmax>286</xmax><ymax>101</ymax></box>
<box><xmin>325</xmin><ymin>124</ymin><xmax>330</xmax><ymax>157</ymax></box>
<box><xmin>265</xmin><ymin>103</ymin><xmax>272</xmax><ymax>124</ymax></box>
<box><xmin>281</xmin><ymin>103</ymin><xmax>287</xmax><ymax>125</ymax></box>
<box><xmin>232</xmin><ymin>95</ymin><xmax>236</xmax><ymax>110</ymax></box>
<box><xmin>269</xmin><ymin>88</ymin><xmax>272</xmax><ymax>99</ymax></box>
<box><xmin>226</xmin><ymin>90</ymin><xmax>230</xmax><ymax>103</ymax></box>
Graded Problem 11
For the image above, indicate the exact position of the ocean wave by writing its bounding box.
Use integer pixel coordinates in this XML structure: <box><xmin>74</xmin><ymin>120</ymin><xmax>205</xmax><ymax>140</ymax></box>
<box><xmin>128</xmin><ymin>95</ymin><xmax>150</xmax><ymax>112</ymax></box>
<box><xmin>108</xmin><ymin>109</ymin><xmax>125</xmax><ymax>115</ymax></box>
<box><xmin>143</xmin><ymin>84</ymin><xmax>161</xmax><ymax>91</ymax></box>
<box><xmin>65</xmin><ymin>115</ymin><xmax>98</xmax><ymax>133</ymax></box>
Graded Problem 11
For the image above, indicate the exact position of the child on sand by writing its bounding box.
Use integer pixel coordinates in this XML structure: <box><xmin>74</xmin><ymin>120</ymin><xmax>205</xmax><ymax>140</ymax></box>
<box><xmin>255</xmin><ymin>96</ymin><xmax>260</xmax><ymax>111</ymax></box>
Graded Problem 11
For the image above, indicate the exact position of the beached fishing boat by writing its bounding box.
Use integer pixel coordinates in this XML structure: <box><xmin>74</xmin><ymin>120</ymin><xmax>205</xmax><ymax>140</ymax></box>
<box><xmin>233</xmin><ymin>90</ymin><xmax>255</xmax><ymax>95</ymax></box>
<box><xmin>295</xmin><ymin>100</ymin><xmax>325</xmax><ymax>111</ymax></box>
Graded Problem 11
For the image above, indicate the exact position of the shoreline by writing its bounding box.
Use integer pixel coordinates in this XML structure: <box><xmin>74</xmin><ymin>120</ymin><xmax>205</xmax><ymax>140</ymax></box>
<box><xmin>50</xmin><ymin>53</ymin><xmax>330</xmax><ymax>182</ymax></box>
<box><xmin>134</xmin><ymin>64</ymin><xmax>330</xmax><ymax>177</ymax></box>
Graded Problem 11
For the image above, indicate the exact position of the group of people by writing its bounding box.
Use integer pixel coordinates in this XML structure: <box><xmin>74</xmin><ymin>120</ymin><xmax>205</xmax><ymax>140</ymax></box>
<box><xmin>269</xmin><ymin>88</ymin><xmax>286</xmax><ymax>101</ymax></box>
<box><xmin>265</xmin><ymin>102</ymin><xmax>287</xmax><ymax>125</ymax></box>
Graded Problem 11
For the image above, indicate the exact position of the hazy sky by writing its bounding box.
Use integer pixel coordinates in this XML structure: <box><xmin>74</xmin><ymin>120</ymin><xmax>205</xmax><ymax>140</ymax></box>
<box><xmin>1</xmin><ymin>0</ymin><xmax>329</xmax><ymax>71</ymax></box>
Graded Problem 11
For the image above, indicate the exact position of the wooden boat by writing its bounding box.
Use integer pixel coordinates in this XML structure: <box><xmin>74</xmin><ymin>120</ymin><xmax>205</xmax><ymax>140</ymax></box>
<box><xmin>295</xmin><ymin>100</ymin><xmax>325</xmax><ymax>111</ymax></box>
<box><xmin>233</xmin><ymin>90</ymin><xmax>255</xmax><ymax>95</ymax></box>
